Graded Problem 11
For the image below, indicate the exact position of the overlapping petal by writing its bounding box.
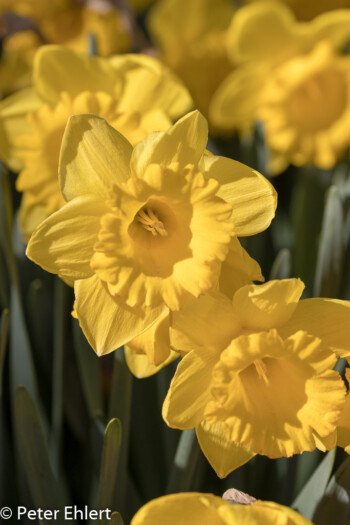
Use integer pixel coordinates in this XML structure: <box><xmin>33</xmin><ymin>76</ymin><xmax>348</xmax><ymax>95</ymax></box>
<box><xmin>74</xmin><ymin>275</ymin><xmax>165</xmax><ymax>356</ymax></box>
<box><xmin>59</xmin><ymin>114</ymin><xmax>133</xmax><ymax>201</ymax></box>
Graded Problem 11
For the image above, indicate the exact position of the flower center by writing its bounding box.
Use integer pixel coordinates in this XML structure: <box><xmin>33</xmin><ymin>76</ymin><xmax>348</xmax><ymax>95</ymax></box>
<box><xmin>254</xmin><ymin>359</ymin><xmax>269</xmax><ymax>385</ymax></box>
<box><xmin>136</xmin><ymin>207</ymin><xmax>168</xmax><ymax>237</ymax></box>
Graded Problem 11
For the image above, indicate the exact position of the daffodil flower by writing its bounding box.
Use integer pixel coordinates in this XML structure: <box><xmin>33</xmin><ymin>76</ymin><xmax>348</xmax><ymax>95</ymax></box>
<box><xmin>210</xmin><ymin>2</ymin><xmax>350</xmax><ymax>173</ymax></box>
<box><xmin>0</xmin><ymin>45</ymin><xmax>193</xmax><ymax>239</ymax></box>
<box><xmin>130</xmin><ymin>492</ymin><xmax>313</xmax><ymax>525</ymax></box>
<box><xmin>26</xmin><ymin>111</ymin><xmax>276</xmax><ymax>356</ymax></box>
<box><xmin>164</xmin><ymin>278</ymin><xmax>350</xmax><ymax>477</ymax></box>
<box><xmin>147</xmin><ymin>0</ymin><xmax>235</xmax><ymax>118</ymax></box>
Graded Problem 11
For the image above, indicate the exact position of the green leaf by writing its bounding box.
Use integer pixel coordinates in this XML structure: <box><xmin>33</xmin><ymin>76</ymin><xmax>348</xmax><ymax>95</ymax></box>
<box><xmin>166</xmin><ymin>428</ymin><xmax>200</xmax><ymax>494</ymax></box>
<box><xmin>98</xmin><ymin>418</ymin><xmax>123</xmax><ymax>525</ymax></box>
<box><xmin>314</xmin><ymin>186</ymin><xmax>345</xmax><ymax>298</ymax></box>
<box><xmin>10</xmin><ymin>285</ymin><xmax>40</xmax><ymax>408</ymax></box>
<box><xmin>292</xmin><ymin>449</ymin><xmax>336</xmax><ymax>519</ymax></box>
<box><xmin>269</xmin><ymin>248</ymin><xmax>292</xmax><ymax>280</ymax></box>
<box><xmin>0</xmin><ymin>308</ymin><xmax>9</xmax><ymax>398</ymax></box>
<box><xmin>14</xmin><ymin>387</ymin><xmax>65</xmax><ymax>521</ymax></box>
<box><xmin>73</xmin><ymin>319</ymin><xmax>104</xmax><ymax>420</ymax></box>
<box><xmin>313</xmin><ymin>455</ymin><xmax>350</xmax><ymax>524</ymax></box>
<box><xmin>110</xmin><ymin>512</ymin><xmax>124</xmax><ymax>525</ymax></box>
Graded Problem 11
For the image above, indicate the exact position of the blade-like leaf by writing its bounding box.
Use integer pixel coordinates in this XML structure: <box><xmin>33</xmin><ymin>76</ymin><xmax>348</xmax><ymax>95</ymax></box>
<box><xmin>269</xmin><ymin>248</ymin><xmax>292</xmax><ymax>280</ymax></box>
<box><xmin>98</xmin><ymin>418</ymin><xmax>122</xmax><ymax>525</ymax></box>
<box><xmin>314</xmin><ymin>186</ymin><xmax>345</xmax><ymax>297</ymax></box>
<box><xmin>14</xmin><ymin>387</ymin><xmax>65</xmax><ymax>521</ymax></box>
<box><xmin>0</xmin><ymin>308</ymin><xmax>9</xmax><ymax>398</ymax></box>
<box><xmin>292</xmin><ymin>449</ymin><xmax>336</xmax><ymax>519</ymax></box>
<box><xmin>166</xmin><ymin>428</ymin><xmax>200</xmax><ymax>494</ymax></box>
<box><xmin>313</xmin><ymin>455</ymin><xmax>350</xmax><ymax>525</ymax></box>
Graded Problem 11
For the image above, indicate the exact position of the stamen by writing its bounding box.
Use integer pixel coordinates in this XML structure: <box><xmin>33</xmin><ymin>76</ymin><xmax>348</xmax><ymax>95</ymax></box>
<box><xmin>136</xmin><ymin>208</ymin><xmax>168</xmax><ymax>237</ymax></box>
<box><xmin>254</xmin><ymin>359</ymin><xmax>269</xmax><ymax>385</ymax></box>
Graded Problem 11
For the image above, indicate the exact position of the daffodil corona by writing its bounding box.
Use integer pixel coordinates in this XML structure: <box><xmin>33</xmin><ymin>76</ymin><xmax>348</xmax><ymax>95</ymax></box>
<box><xmin>26</xmin><ymin>111</ymin><xmax>277</xmax><ymax>356</ymax></box>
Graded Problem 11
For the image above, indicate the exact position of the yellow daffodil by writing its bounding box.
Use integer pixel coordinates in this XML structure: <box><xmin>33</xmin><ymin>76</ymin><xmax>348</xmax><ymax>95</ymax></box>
<box><xmin>130</xmin><ymin>492</ymin><xmax>313</xmax><ymax>525</ymax></box>
<box><xmin>0</xmin><ymin>45</ymin><xmax>192</xmax><ymax>239</ymax></box>
<box><xmin>337</xmin><ymin>368</ymin><xmax>350</xmax><ymax>453</ymax></box>
<box><xmin>247</xmin><ymin>0</ymin><xmax>350</xmax><ymax>21</ymax></box>
<box><xmin>147</xmin><ymin>0</ymin><xmax>235</xmax><ymax>119</ymax></box>
<box><xmin>210</xmin><ymin>2</ymin><xmax>350</xmax><ymax>173</ymax></box>
<box><xmin>26</xmin><ymin>110</ymin><xmax>276</xmax><ymax>356</ymax></box>
<box><xmin>164</xmin><ymin>278</ymin><xmax>350</xmax><ymax>477</ymax></box>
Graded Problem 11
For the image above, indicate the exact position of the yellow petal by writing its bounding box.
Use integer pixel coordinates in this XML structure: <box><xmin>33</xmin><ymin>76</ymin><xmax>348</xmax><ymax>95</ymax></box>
<box><xmin>131</xmin><ymin>110</ymin><xmax>208</xmax><ymax>177</ymax></box>
<box><xmin>74</xmin><ymin>275</ymin><xmax>165</xmax><ymax>356</ymax></box>
<box><xmin>130</xmin><ymin>492</ymin><xmax>228</xmax><ymax>525</ymax></box>
<box><xmin>111</xmin><ymin>53</ymin><xmax>193</xmax><ymax>119</ymax></box>
<box><xmin>209</xmin><ymin>65</ymin><xmax>265</xmax><ymax>131</ymax></box>
<box><xmin>26</xmin><ymin>195</ymin><xmax>107</xmax><ymax>282</ymax></box>
<box><xmin>0</xmin><ymin>88</ymin><xmax>41</xmax><ymax>171</ymax></box>
<box><xmin>124</xmin><ymin>346</ymin><xmax>179</xmax><ymax>378</ymax></box>
<box><xmin>33</xmin><ymin>45</ymin><xmax>123</xmax><ymax>106</ymax></box>
<box><xmin>309</xmin><ymin>9</ymin><xmax>350</xmax><ymax>50</ymax></box>
<box><xmin>126</xmin><ymin>308</ymin><xmax>170</xmax><ymax>366</ymax></box>
<box><xmin>162</xmin><ymin>350</ymin><xmax>218</xmax><ymax>429</ymax></box>
<box><xmin>227</xmin><ymin>2</ymin><xmax>296</xmax><ymax>64</ymax></box>
<box><xmin>203</xmin><ymin>155</ymin><xmax>277</xmax><ymax>236</ymax></box>
<box><xmin>232</xmin><ymin>279</ymin><xmax>304</xmax><ymax>330</ymax></box>
<box><xmin>219</xmin><ymin>237</ymin><xmax>264</xmax><ymax>299</ymax></box>
<box><xmin>196</xmin><ymin>420</ymin><xmax>255</xmax><ymax>478</ymax></box>
<box><xmin>337</xmin><ymin>368</ymin><xmax>350</xmax><ymax>451</ymax></box>
<box><xmin>170</xmin><ymin>291</ymin><xmax>240</xmax><ymax>354</ymax></box>
<box><xmin>279</xmin><ymin>298</ymin><xmax>350</xmax><ymax>357</ymax></box>
<box><xmin>59</xmin><ymin>114</ymin><xmax>133</xmax><ymax>202</ymax></box>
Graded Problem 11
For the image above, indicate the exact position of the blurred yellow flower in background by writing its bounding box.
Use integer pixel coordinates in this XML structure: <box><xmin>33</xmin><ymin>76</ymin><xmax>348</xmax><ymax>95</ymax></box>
<box><xmin>27</xmin><ymin>111</ymin><xmax>276</xmax><ymax>355</ymax></box>
<box><xmin>210</xmin><ymin>1</ymin><xmax>350</xmax><ymax>173</ymax></box>
<box><xmin>164</xmin><ymin>278</ymin><xmax>350</xmax><ymax>477</ymax></box>
<box><xmin>147</xmin><ymin>0</ymin><xmax>235</xmax><ymax>120</ymax></box>
<box><xmin>247</xmin><ymin>0</ymin><xmax>350</xmax><ymax>21</ymax></box>
<box><xmin>0</xmin><ymin>45</ymin><xmax>192</xmax><ymax>239</ymax></box>
<box><xmin>130</xmin><ymin>492</ymin><xmax>313</xmax><ymax>525</ymax></box>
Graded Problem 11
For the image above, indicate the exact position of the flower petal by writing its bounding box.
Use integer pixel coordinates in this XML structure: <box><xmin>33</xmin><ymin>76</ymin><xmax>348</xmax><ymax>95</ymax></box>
<box><xmin>232</xmin><ymin>279</ymin><xmax>305</xmax><ymax>331</ymax></box>
<box><xmin>162</xmin><ymin>350</ymin><xmax>218</xmax><ymax>429</ymax></box>
<box><xmin>26</xmin><ymin>195</ymin><xmax>107</xmax><ymax>282</ymax></box>
<box><xmin>130</xmin><ymin>492</ymin><xmax>227</xmax><ymax>525</ymax></box>
<box><xmin>279</xmin><ymin>298</ymin><xmax>350</xmax><ymax>357</ymax></box>
<box><xmin>203</xmin><ymin>155</ymin><xmax>277</xmax><ymax>236</ymax></box>
<box><xmin>33</xmin><ymin>45</ymin><xmax>122</xmax><ymax>106</ymax></box>
<box><xmin>111</xmin><ymin>53</ymin><xmax>193</xmax><ymax>119</ymax></box>
<box><xmin>124</xmin><ymin>346</ymin><xmax>179</xmax><ymax>378</ymax></box>
<box><xmin>196</xmin><ymin>420</ymin><xmax>255</xmax><ymax>478</ymax></box>
<box><xmin>131</xmin><ymin>110</ymin><xmax>208</xmax><ymax>177</ymax></box>
<box><xmin>170</xmin><ymin>291</ymin><xmax>240</xmax><ymax>354</ymax></box>
<box><xmin>219</xmin><ymin>237</ymin><xmax>264</xmax><ymax>299</ymax></box>
<box><xmin>59</xmin><ymin>114</ymin><xmax>133</xmax><ymax>201</ymax></box>
<box><xmin>227</xmin><ymin>2</ymin><xmax>296</xmax><ymax>64</ymax></box>
<box><xmin>309</xmin><ymin>9</ymin><xmax>350</xmax><ymax>50</ymax></box>
<box><xmin>74</xmin><ymin>275</ymin><xmax>165</xmax><ymax>355</ymax></box>
<box><xmin>0</xmin><ymin>88</ymin><xmax>41</xmax><ymax>171</ymax></box>
<box><xmin>209</xmin><ymin>65</ymin><xmax>265</xmax><ymax>131</ymax></box>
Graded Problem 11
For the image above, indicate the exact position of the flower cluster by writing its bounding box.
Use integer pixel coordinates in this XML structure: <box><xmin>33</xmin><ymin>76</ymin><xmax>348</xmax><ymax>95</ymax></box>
<box><xmin>1</xmin><ymin>2</ymin><xmax>350</xmax><ymax>523</ymax></box>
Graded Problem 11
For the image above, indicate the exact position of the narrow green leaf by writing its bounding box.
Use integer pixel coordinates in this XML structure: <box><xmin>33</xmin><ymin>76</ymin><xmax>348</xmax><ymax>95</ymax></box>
<box><xmin>313</xmin><ymin>455</ymin><xmax>350</xmax><ymax>525</ymax></box>
<box><xmin>88</xmin><ymin>32</ymin><xmax>98</xmax><ymax>55</ymax></box>
<box><xmin>0</xmin><ymin>308</ymin><xmax>9</xmax><ymax>398</ymax></box>
<box><xmin>166</xmin><ymin>428</ymin><xmax>200</xmax><ymax>494</ymax></box>
<box><xmin>110</xmin><ymin>511</ymin><xmax>124</xmax><ymax>525</ymax></box>
<box><xmin>73</xmin><ymin>320</ymin><xmax>104</xmax><ymax>419</ymax></box>
<box><xmin>10</xmin><ymin>285</ymin><xmax>40</xmax><ymax>407</ymax></box>
<box><xmin>98</xmin><ymin>418</ymin><xmax>122</xmax><ymax>525</ymax></box>
<box><xmin>51</xmin><ymin>278</ymin><xmax>72</xmax><ymax>474</ymax></box>
<box><xmin>314</xmin><ymin>186</ymin><xmax>345</xmax><ymax>298</ymax></box>
<box><xmin>269</xmin><ymin>248</ymin><xmax>292</xmax><ymax>280</ymax></box>
<box><xmin>14</xmin><ymin>387</ymin><xmax>65</xmax><ymax>521</ymax></box>
<box><xmin>292</xmin><ymin>449</ymin><xmax>336</xmax><ymax>519</ymax></box>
